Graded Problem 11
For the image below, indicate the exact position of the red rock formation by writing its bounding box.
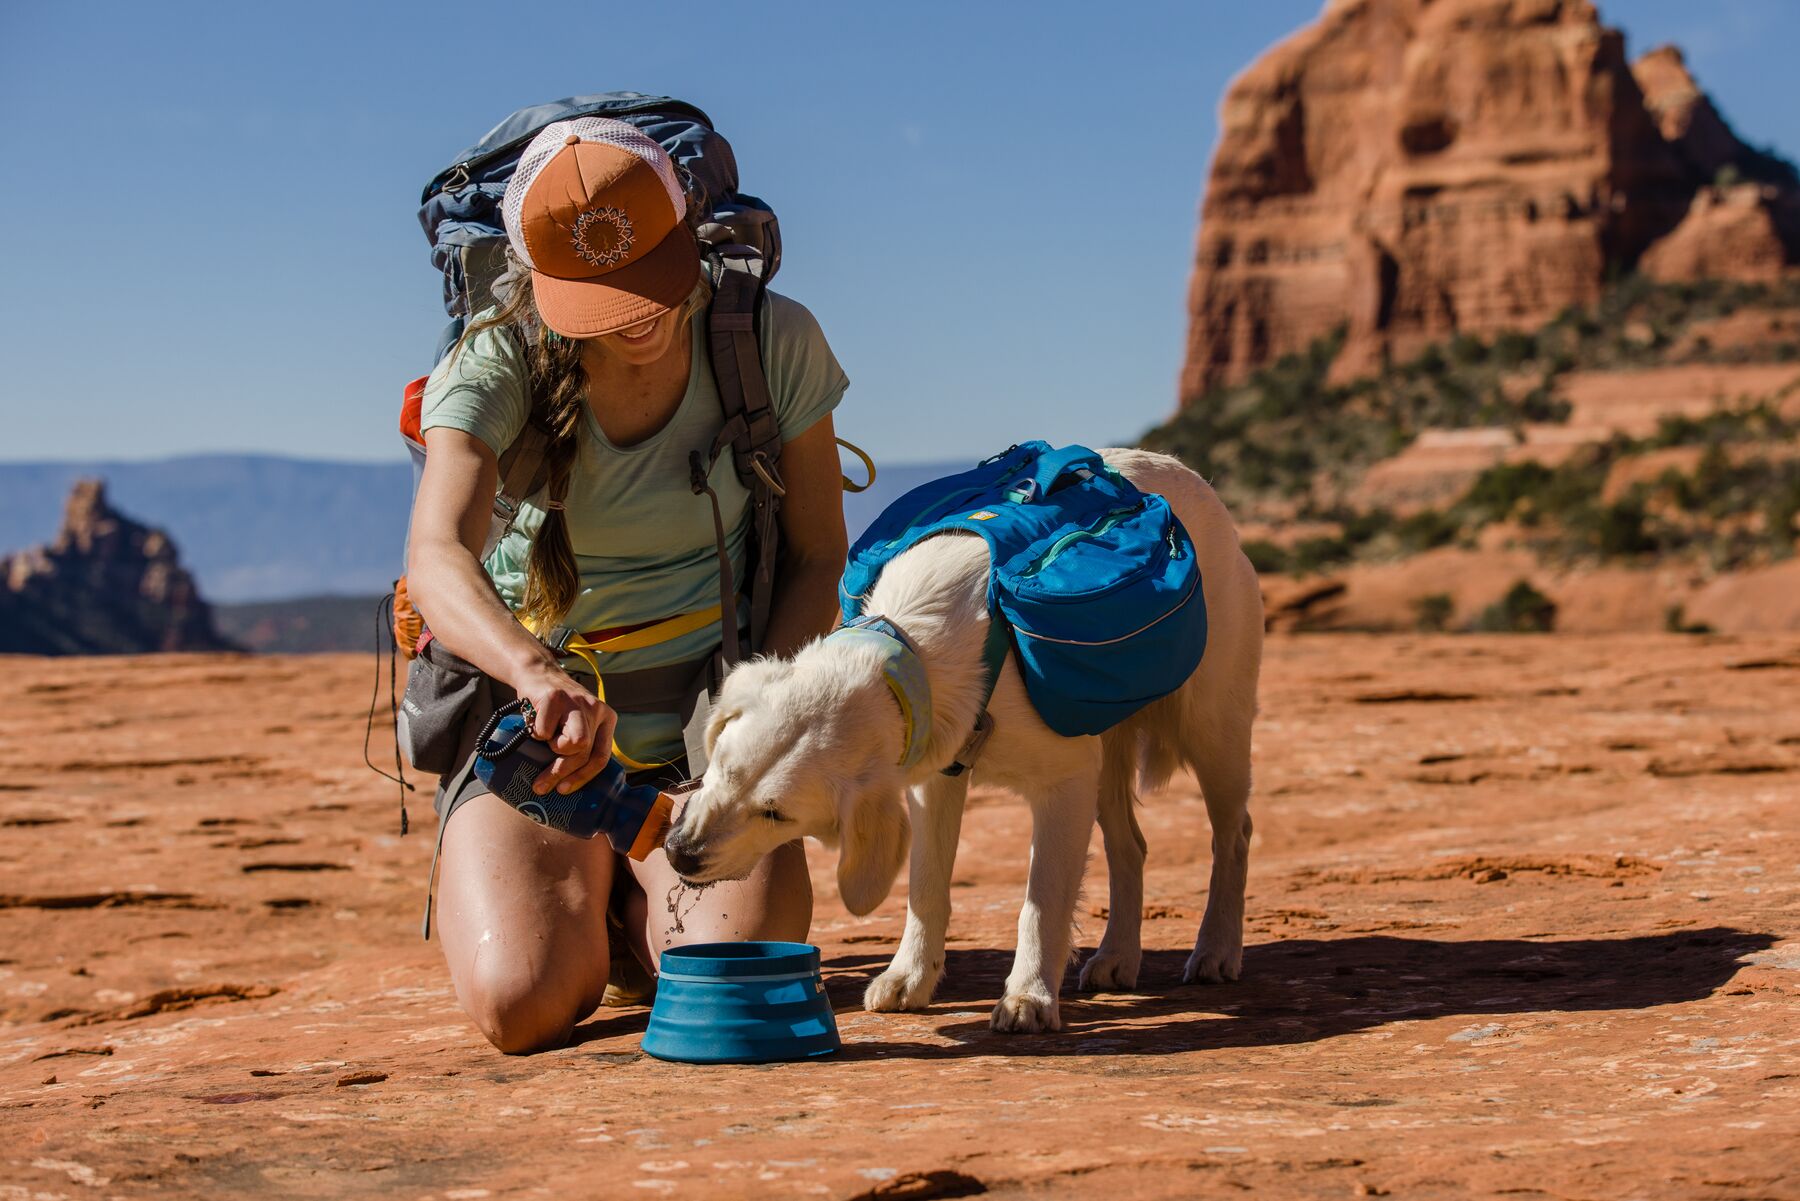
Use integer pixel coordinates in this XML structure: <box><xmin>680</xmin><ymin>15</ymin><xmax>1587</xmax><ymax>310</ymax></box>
<box><xmin>1641</xmin><ymin>183</ymin><xmax>1794</xmax><ymax>284</ymax></box>
<box><xmin>0</xmin><ymin>479</ymin><xmax>236</xmax><ymax>654</ymax></box>
<box><xmin>1633</xmin><ymin>45</ymin><xmax>1749</xmax><ymax>180</ymax></box>
<box><xmin>1632</xmin><ymin>44</ymin><xmax>1800</xmax><ymax>283</ymax></box>
<box><xmin>1180</xmin><ymin>0</ymin><xmax>1800</xmax><ymax>402</ymax></box>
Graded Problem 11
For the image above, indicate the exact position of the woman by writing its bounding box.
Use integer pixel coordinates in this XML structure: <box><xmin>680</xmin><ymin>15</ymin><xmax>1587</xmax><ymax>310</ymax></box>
<box><xmin>406</xmin><ymin>118</ymin><xmax>849</xmax><ymax>1053</ymax></box>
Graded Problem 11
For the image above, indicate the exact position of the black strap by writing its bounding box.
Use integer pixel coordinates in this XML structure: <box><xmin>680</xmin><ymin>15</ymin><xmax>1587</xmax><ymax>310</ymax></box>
<box><xmin>362</xmin><ymin>590</ymin><xmax>415</xmax><ymax>833</ymax></box>
<box><xmin>689</xmin><ymin>450</ymin><xmax>743</xmax><ymax>666</ymax></box>
<box><xmin>495</xmin><ymin>415</ymin><xmax>556</xmax><ymax>512</ymax></box>
<box><xmin>942</xmin><ymin>608</ymin><xmax>1012</xmax><ymax>778</ymax></box>
<box><xmin>707</xmin><ymin>258</ymin><xmax>783</xmax><ymax>660</ymax></box>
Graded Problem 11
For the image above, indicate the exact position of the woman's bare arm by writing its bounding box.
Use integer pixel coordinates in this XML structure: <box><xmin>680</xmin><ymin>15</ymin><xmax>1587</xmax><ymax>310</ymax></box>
<box><xmin>406</xmin><ymin>426</ymin><xmax>616</xmax><ymax>794</ymax></box>
<box><xmin>762</xmin><ymin>414</ymin><xmax>851</xmax><ymax>658</ymax></box>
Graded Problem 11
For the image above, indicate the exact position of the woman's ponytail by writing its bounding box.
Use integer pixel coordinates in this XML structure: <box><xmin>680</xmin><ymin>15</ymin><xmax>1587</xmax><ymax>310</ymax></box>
<box><xmin>517</xmin><ymin>321</ymin><xmax>587</xmax><ymax>629</ymax></box>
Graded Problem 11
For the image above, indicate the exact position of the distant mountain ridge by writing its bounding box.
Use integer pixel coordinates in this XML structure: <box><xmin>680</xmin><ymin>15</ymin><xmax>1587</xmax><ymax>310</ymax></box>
<box><xmin>0</xmin><ymin>453</ymin><xmax>966</xmax><ymax>606</ymax></box>
<box><xmin>0</xmin><ymin>456</ymin><xmax>415</xmax><ymax>603</ymax></box>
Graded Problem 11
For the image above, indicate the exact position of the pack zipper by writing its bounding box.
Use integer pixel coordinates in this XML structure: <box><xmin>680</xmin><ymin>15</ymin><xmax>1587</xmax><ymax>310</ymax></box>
<box><xmin>892</xmin><ymin>448</ymin><xmax>1035</xmax><ymax>540</ymax></box>
<box><xmin>1020</xmin><ymin>503</ymin><xmax>1145</xmax><ymax>577</ymax></box>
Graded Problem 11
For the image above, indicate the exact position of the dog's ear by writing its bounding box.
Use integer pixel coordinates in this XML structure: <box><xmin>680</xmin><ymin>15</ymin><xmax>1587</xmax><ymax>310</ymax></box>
<box><xmin>835</xmin><ymin>781</ymin><xmax>909</xmax><ymax>917</ymax></box>
<box><xmin>703</xmin><ymin>701</ymin><xmax>739</xmax><ymax>757</ymax></box>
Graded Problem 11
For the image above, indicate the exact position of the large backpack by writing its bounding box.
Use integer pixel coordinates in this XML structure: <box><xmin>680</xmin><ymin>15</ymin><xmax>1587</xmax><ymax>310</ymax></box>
<box><xmin>396</xmin><ymin>93</ymin><xmax>787</xmax><ymax>668</ymax></box>
<box><xmin>840</xmin><ymin>442</ymin><xmax>1208</xmax><ymax>740</ymax></box>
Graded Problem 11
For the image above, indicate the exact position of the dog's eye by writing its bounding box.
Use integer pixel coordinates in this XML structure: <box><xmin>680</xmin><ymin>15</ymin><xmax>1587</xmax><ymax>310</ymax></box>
<box><xmin>761</xmin><ymin>807</ymin><xmax>793</xmax><ymax>823</ymax></box>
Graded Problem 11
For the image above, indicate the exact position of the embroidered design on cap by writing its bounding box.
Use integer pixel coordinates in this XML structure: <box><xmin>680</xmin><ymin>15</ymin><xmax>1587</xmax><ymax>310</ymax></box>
<box><xmin>572</xmin><ymin>207</ymin><xmax>636</xmax><ymax>268</ymax></box>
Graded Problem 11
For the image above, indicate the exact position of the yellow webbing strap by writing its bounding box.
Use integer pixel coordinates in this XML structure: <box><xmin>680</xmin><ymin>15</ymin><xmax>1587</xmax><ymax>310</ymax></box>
<box><xmin>836</xmin><ymin>436</ymin><xmax>877</xmax><ymax>493</ymax></box>
<box><xmin>525</xmin><ymin>602</ymin><xmax>725</xmax><ymax>771</ymax></box>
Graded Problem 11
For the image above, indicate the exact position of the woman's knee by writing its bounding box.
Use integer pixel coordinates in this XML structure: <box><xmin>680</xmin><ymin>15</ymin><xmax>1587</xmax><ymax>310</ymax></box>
<box><xmin>460</xmin><ymin>952</ymin><xmax>602</xmax><ymax>1055</ymax></box>
<box><xmin>760</xmin><ymin>841</ymin><xmax>814</xmax><ymax>939</ymax></box>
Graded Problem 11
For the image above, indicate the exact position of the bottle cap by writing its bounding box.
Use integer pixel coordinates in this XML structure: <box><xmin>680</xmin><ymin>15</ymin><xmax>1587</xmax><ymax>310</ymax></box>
<box><xmin>627</xmin><ymin>792</ymin><xmax>676</xmax><ymax>862</ymax></box>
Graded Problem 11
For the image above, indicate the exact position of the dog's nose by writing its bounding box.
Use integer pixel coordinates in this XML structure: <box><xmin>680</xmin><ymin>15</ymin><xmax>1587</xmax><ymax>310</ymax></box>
<box><xmin>663</xmin><ymin>829</ymin><xmax>704</xmax><ymax>879</ymax></box>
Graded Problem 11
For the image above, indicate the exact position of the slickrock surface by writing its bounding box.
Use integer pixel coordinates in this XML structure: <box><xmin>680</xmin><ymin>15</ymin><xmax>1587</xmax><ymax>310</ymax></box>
<box><xmin>2</xmin><ymin>639</ymin><xmax>1797</xmax><ymax>1199</ymax></box>
<box><xmin>1180</xmin><ymin>0</ymin><xmax>1800</xmax><ymax>397</ymax></box>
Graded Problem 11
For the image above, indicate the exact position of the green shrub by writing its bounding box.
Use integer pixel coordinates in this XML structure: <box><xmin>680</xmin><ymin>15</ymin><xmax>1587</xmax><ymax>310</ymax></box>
<box><xmin>1762</xmin><ymin>474</ymin><xmax>1800</xmax><ymax>553</ymax></box>
<box><xmin>1289</xmin><ymin>535</ymin><xmax>1354</xmax><ymax>575</ymax></box>
<box><xmin>1241</xmin><ymin>539</ymin><xmax>1290</xmax><ymax>574</ymax></box>
<box><xmin>1140</xmin><ymin>276</ymin><xmax>1800</xmax><ymax>532</ymax></box>
<box><xmin>1473</xmin><ymin>580</ymin><xmax>1558</xmax><ymax>633</ymax></box>
<box><xmin>1412</xmin><ymin>592</ymin><xmax>1455</xmax><ymax>632</ymax></box>
<box><xmin>1448</xmin><ymin>332</ymin><xmax>1489</xmax><ymax>367</ymax></box>
<box><xmin>1517</xmin><ymin>384</ymin><xmax>1572</xmax><ymax>423</ymax></box>
<box><xmin>1490</xmin><ymin>330</ymin><xmax>1535</xmax><ymax>369</ymax></box>
<box><xmin>1664</xmin><ymin>604</ymin><xmax>1715</xmax><ymax>635</ymax></box>
<box><xmin>1457</xmin><ymin>461</ymin><xmax>1559</xmax><ymax>524</ymax></box>
<box><xmin>1589</xmin><ymin>498</ymin><xmax>1658</xmax><ymax>557</ymax></box>
<box><xmin>1394</xmin><ymin>508</ymin><xmax>1461</xmax><ymax>553</ymax></box>
<box><xmin>1338</xmin><ymin>507</ymin><xmax>1395</xmax><ymax>547</ymax></box>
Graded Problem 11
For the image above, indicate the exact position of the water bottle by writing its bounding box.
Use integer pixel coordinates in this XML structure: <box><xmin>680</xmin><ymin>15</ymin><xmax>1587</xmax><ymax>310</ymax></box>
<box><xmin>472</xmin><ymin>701</ymin><xmax>674</xmax><ymax>861</ymax></box>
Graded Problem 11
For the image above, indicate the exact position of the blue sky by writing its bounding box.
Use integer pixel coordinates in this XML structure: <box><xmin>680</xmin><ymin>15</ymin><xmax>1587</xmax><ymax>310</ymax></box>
<box><xmin>3</xmin><ymin>1</ymin><xmax>1796</xmax><ymax>467</ymax></box>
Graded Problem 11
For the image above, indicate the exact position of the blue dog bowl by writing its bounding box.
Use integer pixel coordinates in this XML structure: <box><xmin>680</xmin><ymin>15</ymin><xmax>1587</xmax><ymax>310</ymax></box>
<box><xmin>641</xmin><ymin>941</ymin><xmax>840</xmax><ymax>1064</ymax></box>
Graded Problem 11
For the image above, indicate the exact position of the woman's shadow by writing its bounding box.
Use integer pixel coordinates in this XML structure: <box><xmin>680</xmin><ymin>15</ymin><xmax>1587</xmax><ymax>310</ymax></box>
<box><xmin>813</xmin><ymin>926</ymin><xmax>1774</xmax><ymax>1061</ymax></box>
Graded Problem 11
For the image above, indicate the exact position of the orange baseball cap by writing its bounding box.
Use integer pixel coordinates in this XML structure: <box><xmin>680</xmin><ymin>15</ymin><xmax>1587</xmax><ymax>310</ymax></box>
<box><xmin>501</xmin><ymin>117</ymin><xmax>700</xmax><ymax>338</ymax></box>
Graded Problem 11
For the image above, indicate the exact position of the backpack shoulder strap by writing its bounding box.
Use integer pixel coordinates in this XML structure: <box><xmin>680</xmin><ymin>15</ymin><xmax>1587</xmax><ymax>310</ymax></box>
<box><xmin>496</xmin><ymin>417</ymin><xmax>555</xmax><ymax>505</ymax></box>
<box><xmin>499</xmin><ymin>324</ymin><xmax>564</xmax><ymax>500</ymax></box>
<box><xmin>480</xmin><ymin>417</ymin><xmax>557</xmax><ymax>562</ymax></box>
<box><xmin>705</xmin><ymin>257</ymin><xmax>784</xmax><ymax>658</ymax></box>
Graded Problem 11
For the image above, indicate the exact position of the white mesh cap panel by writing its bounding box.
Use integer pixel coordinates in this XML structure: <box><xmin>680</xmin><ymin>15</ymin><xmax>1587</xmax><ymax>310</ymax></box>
<box><xmin>502</xmin><ymin>118</ymin><xmax>687</xmax><ymax>271</ymax></box>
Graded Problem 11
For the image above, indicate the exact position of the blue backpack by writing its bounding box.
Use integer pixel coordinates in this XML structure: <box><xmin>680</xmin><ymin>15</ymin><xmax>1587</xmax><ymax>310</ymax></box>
<box><xmin>840</xmin><ymin>442</ymin><xmax>1207</xmax><ymax>738</ymax></box>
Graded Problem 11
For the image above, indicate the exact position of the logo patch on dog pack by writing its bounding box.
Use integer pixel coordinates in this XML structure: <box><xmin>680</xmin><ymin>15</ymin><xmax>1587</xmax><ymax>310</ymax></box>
<box><xmin>967</xmin><ymin>511</ymin><xmax>998</xmax><ymax>521</ymax></box>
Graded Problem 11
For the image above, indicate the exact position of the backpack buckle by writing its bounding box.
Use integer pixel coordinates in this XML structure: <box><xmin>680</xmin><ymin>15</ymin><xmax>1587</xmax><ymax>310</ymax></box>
<box><xmin>941</xmin><ymin>710</ymin><xmax>994</xmax><ymax>778</ymax></box>
<box><xmin>750</xmin><ymin>451</ymin><xmax>786</xmax><ymax>498</ymax></box>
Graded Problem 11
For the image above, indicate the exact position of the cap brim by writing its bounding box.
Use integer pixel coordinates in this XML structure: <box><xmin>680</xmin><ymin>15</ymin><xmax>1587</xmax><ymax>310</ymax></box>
<box><xmin>532</xmin><ymin>229</ymin><xmax>701</xmax><ymax>339</ymax></box>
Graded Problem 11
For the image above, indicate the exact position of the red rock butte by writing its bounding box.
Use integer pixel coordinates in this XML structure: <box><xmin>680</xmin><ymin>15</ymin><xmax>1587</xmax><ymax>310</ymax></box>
<box><xmin>1180</xmin><ymin>0</ymin><xmax>1800</xmax><ymax>401</ymax></box>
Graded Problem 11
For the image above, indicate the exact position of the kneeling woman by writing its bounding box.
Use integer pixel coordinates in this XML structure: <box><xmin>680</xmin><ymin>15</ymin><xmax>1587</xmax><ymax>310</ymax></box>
<box><xmin>406</xmin><ymin>118</ymin><xmax>849</xmax><ymax>1053</ymax></box>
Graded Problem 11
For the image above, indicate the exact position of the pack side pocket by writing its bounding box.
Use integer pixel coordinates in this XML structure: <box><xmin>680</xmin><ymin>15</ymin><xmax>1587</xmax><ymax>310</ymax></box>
<box><xmin>398</xmin><ymin>639</ymin><xmax>487</xmax><ymax>775</ymax></box>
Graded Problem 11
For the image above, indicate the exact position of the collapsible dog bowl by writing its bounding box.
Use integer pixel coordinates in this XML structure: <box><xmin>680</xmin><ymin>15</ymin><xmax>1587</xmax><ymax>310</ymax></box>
<box><xmin>641</xmin><ymin>941</ymin><xmax>840</xmax><ymax>1065</ymax></box>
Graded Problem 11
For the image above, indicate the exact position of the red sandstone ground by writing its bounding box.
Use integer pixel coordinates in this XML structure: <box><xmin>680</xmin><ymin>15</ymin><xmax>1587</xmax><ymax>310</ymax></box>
<box><xmin>2</xmin><ymin>639</ymin><xmax>1797</xmax><ymax>1200</ymax></box>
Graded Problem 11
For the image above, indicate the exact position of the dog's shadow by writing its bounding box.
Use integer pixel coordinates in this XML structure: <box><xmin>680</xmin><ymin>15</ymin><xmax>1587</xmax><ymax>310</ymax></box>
<box><xmin>818</xmin><ymin>927</ymin><xmax>1774</xmax><ymax>1061</ymax></box>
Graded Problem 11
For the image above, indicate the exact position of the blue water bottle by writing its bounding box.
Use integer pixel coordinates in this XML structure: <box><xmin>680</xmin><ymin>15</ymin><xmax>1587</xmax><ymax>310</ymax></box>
<box><xmin>472</xmin><ymin>700</ymin><xmax>674</xmax><ymax>861</ymax></box>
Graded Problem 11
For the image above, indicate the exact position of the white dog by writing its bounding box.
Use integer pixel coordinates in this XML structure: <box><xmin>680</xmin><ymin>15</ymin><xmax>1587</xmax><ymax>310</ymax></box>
<box><xmin>663</xmin><ymin>448</ymin><xmax>1263</xmax><ymax>1032</ymax></box>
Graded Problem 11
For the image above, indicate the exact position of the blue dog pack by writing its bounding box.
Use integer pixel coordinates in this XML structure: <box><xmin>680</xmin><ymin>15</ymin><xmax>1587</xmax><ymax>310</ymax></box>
<box><xmin>840</xmin><ymin>442</ymin><xmax>1207</xmax><ymax>738</ymax></box>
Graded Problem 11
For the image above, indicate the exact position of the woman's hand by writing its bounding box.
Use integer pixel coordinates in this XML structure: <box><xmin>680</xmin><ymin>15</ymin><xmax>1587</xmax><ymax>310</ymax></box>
<box><xmin>514</xmin><ymin>663</ymin><xmax>619</xmax><ymax>796</ymax></box>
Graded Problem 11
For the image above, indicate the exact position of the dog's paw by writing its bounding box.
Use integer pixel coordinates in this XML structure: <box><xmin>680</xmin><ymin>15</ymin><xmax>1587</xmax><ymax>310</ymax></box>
<box><xmin>863</xmin><ymin>962</ymin><xmax>939</xmax><ymax>1013</ymax></box>
<box><xmin>1182</xmin><ymin>938</ymin><xmax>1243</xmax><ymax>985</ymax></box>
<box><xmin>990</xmin><ymin>989</ymin><xmax>1060</xmax><ymax>1033</ymax></box>
<box><xmin>1077</xmin><ymin>945</ymin><xmax>1142</xmax><ymax>992</ymax></box>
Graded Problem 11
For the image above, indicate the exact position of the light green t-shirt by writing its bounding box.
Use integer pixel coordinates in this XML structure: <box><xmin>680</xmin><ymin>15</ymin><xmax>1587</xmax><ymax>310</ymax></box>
<box><xmin>420</xmin><ymin>289</ymin><xmax>848</xmax><ymax>764</ymax></box>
